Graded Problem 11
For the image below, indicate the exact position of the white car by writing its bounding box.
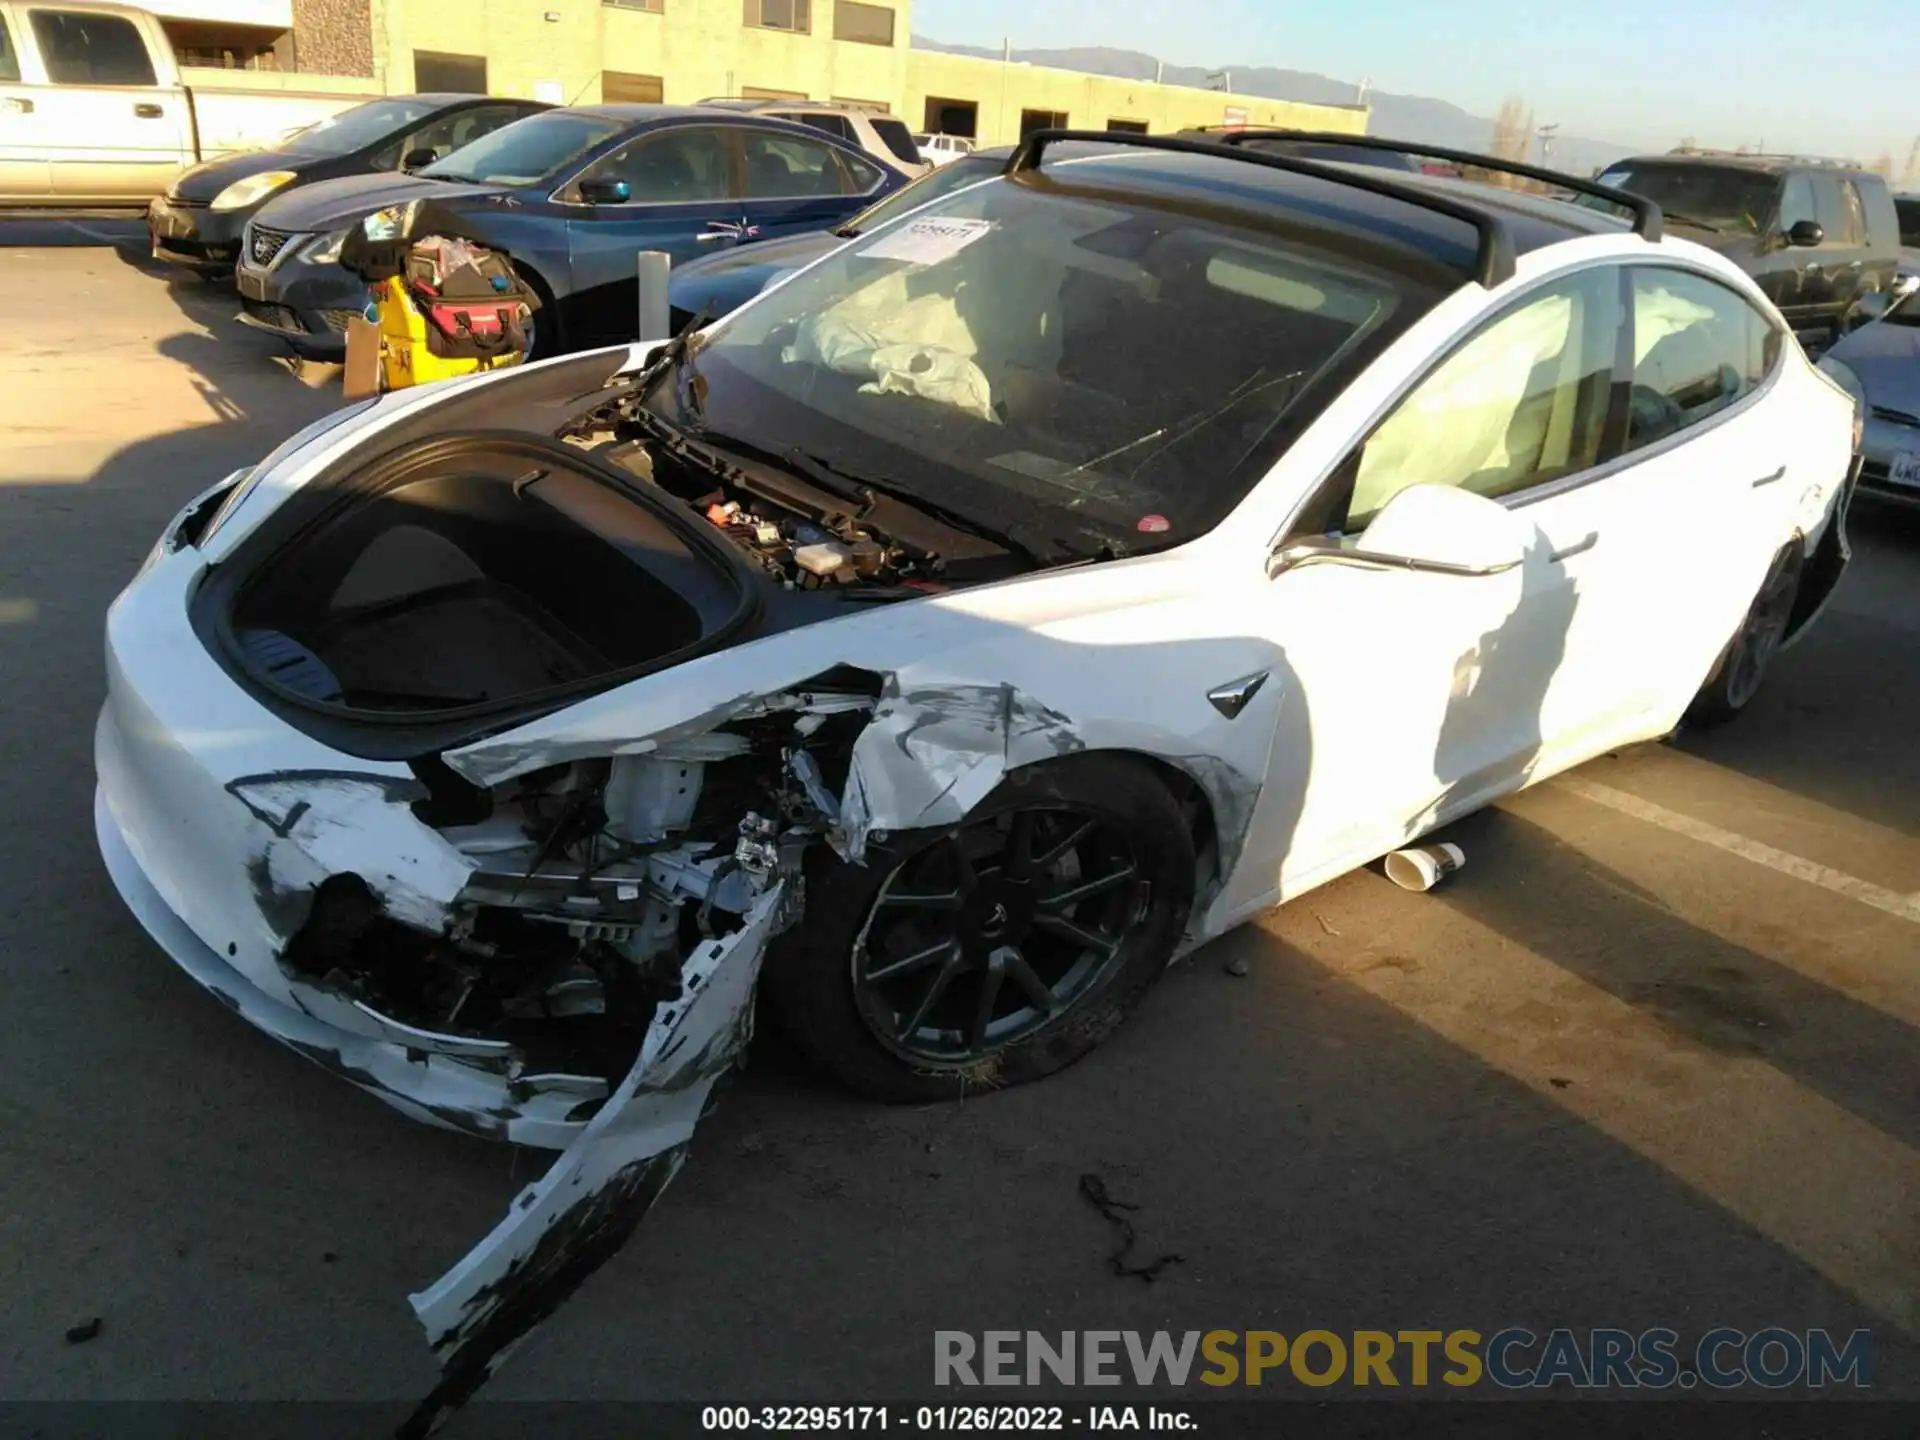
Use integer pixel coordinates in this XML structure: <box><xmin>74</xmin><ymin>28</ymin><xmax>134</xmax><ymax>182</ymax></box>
<box><xmin>94</xmin><ymin>132</ymin><xmax>1861</xmax><ymax>1427</ymax></box>
<box><xmin>916</xmin><ymin>132</ymin><xmax>978</xmax><ymax>168</ymax></box>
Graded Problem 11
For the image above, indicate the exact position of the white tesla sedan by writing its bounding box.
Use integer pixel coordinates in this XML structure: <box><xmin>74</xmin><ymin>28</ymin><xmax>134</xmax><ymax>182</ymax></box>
<box><xmin>94</xmin><ymin>132</ymin><xmax>1861</xmax><ymax>1426</ymax></box>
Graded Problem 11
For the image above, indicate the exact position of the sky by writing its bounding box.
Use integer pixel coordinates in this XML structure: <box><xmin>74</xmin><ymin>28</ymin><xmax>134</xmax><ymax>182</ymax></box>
<box><xmin>912</xmin><ymin>0</ymin><xmax>1914</xmax><ymax>164</ymax></box>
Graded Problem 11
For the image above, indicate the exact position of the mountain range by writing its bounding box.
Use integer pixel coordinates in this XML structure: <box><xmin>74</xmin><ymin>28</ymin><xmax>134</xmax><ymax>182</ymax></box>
<box><xmin>914</xmin><ymin>38</ymin><xmax>1637</xmax><ymax>177</ymax></box>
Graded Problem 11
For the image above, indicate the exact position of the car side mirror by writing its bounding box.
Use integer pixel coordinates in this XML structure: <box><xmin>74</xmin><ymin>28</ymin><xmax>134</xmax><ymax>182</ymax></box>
<box><xmin>400</xmin><ymin>147</ymin><xmax>437</xmax><ymax>171</ymax></box>
<box><xmin>579</xmin><ymin>178</ymin><xmax>632</xmax><ymax>205</ymax></box>
<box><xmin>1270</xmin><ymin>484</ymin><xmax>1533</xmax><ymax>579</ymax></box>
<box><xmin>1786</xmin><ymin>219</ymin><xmax>1824</xmax><ymax>248</ymax></box>
<box><xmin>1895</xmin><ymin>273</ymin><xmax>1920</xmax><ymax>299</ymax></box>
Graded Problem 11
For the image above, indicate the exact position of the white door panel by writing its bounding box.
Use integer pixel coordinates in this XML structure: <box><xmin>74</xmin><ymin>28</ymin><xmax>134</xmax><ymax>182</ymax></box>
<box><xmin>41</xmin><ymin>85</ymin><xmax>191</xmax><ymax>198</ymax></box>
<box><xmin>1220</xmin><ymin>536</ymin><xmax>1556</xmax><ymax>915</ymax></box>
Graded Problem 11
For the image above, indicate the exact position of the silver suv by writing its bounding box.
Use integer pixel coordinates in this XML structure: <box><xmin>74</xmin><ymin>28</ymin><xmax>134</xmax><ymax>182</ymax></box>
<box><xmin>698</xmin><ymin>98</ymin><xmax>928</xmax><ymax>175</ymax></box>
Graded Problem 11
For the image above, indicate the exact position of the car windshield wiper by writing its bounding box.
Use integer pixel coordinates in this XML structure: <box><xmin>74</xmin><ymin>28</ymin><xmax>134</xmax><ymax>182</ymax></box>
<box><xmin>634</xmin><ymin>299</ymin><xmax>718</xmax><ymax>423</ymax></box>
<box><xmin>787</xmin><ymin>448</ymin><xmax>1096</xmax><ymax>564</ymax></box>
<box><xmin>1660</xmin><ymin>210</ymin><xmax>1728</xmax><ymax>233</ymax></box>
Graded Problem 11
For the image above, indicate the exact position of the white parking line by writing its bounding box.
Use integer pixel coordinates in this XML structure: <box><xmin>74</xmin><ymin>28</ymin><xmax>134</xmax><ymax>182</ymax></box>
<box><xmin>1555</xmin><ymin>776</ymin><xmax>1920</xmax><ymax>926</ymax></box>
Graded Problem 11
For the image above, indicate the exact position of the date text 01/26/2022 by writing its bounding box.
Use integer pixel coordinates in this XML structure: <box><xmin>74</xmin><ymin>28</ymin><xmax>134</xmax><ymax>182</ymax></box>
<box><xmin>701</xmin><ymin>1406</ymin><xmax>1197</xmax><ymax>1432</ymax></box>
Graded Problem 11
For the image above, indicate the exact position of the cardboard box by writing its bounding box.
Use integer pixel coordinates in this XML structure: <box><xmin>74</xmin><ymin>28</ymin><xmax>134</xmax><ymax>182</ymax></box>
<box><xmin>342</xmin><ymin>316</ymin><xmax>382</xmax><ymax>401</ymax></box>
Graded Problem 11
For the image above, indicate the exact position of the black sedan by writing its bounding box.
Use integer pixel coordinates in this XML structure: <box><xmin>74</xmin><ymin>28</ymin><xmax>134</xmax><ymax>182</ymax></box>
<box><xmin>147</xmin><ymin>94</ymin><xmax>549</xmax><ymax>275</ymax></box>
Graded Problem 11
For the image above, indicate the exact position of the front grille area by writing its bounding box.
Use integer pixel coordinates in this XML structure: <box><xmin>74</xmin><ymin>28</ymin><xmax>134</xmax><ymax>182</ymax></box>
<box><xmin>246</xmin><ymin>224</ymin><xmax>295</xmax><ymax>267</ymax></box>
<box><xmin>240</xmin><ymin>299</ymin><xmax>306</xmax><ymax>334</ymax></box>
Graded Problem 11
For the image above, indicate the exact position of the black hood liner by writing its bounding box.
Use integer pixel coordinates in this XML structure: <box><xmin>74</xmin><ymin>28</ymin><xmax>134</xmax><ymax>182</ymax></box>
<box><xmin>197</xmin><ymin>410</ymin><xmax>765</xmax><ymax>762</ymax></box>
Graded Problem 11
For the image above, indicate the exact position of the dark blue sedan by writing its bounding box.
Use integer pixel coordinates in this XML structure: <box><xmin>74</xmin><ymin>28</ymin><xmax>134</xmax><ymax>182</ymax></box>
<box><xmin>233</xmin><ymin>105</ymin><xmax>909</xmax><ymax>360</ymax></box>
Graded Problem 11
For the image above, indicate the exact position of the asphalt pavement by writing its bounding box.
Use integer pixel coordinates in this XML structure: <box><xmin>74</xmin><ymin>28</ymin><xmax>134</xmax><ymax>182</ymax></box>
<box><xmin>1</xmin><ymin>224</ymin><xmax>1916</xmax><ymax>1422</ymax></box>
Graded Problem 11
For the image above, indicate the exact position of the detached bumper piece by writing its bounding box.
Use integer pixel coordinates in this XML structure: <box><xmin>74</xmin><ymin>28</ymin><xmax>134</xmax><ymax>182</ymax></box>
<box><xmin>400</xmin><ymin>887</ymin><xmax>784</xmax><ymax>1440</ymax></box>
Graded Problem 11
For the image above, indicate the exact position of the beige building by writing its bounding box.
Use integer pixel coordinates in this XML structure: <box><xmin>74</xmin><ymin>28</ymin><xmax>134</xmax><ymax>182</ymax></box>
<box><xmin>149</xmin><ymin>0</ymin><xmax>1367</xmax><ymax>143</ymax></box>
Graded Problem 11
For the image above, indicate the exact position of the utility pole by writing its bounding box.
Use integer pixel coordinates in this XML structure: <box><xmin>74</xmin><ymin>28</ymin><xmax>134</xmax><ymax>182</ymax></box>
<box><xmin>1536</xmin><ymin>121</ymin><xmax>1559</xmax><ymax>166</ymax></box>
<box><xmin>1357</xmin><ymin>75</ymin><xmax>1373</xmax><ymax>108</ymax></box>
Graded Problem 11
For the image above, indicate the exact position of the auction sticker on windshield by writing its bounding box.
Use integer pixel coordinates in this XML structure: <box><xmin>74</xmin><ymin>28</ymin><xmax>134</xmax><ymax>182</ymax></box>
<box><xmin>862</xmin><ymin>217</ymin><xmax>993</xmax><ymax>266</ymax></box>
<box><xmin>1892</xmin><ymin>452</ymin><xmax>1920</xmax><ymax>488</ymax></box>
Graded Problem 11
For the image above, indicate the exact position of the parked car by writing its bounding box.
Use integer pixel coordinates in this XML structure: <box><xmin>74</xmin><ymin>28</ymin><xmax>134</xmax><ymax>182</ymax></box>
<box><xmin>1820</xmin><ymin>274</ymin><xmax>1920</xmax><ymax>504</ymax></box>
<box><xmin>667</xmin><ymin>140</ymin><xmax>1132</xmax><ymax>327</ymax></box>
<box><xmin>698</xmin><ymin>97</ymin><xmax>928</xmax><ymax>175</ymax></box>
<box><xmin>97</xmin><ymin>131</ymin><xmax>1858</xmax><ymax>1434</ymax></box>
<box><xmin>668</xmin><ymin>143</ymin><xmax>1012</xmax><ymax>325</ymax></box>
<box><xmin>916</xmin><ymin>132</ymin><xmax>977</xmax><ymax>167</ymax></box>
<box><xmin>232</xmin><ymin>104</ymin><xmax>907</xmax><ymax>360</ymax></box>
<box><xmin>1586</xmin><ymin>153</ymin><xmax>1902</xmax><ymax>344</ymax></box>
<box><xmin>0</xmin><ymin>0</ymin><xmax>371</xmax><ymax>207</ymax></box>
<box><xmin>146</xmin><ymin>95</ymin><xmax>548</xmax><ymax>275</ymax></box>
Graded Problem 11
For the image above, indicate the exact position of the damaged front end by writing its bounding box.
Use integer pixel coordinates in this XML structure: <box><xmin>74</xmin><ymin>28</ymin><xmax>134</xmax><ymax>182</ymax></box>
<box><xmin>236</xmin><ymin>693</ymin><xmax>877</xmax><ymax>1432</ymax></box>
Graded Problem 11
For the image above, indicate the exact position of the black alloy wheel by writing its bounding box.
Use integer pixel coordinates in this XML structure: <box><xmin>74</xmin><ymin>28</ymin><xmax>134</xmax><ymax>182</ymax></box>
<box><xmin>765</xmin><ymin>753</ymin><xmax>1197</xmax><ymax>1102</ymax></box>
<box><xmin>850</xmin><ymin>806</ymin><xmax>1148</xmax><ymax>1065</ymax></box>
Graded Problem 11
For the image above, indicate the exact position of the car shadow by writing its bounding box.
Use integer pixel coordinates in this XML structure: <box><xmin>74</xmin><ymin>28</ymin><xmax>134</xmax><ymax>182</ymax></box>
<box><xmin>1436</xmin><ymin>802</ymin><xmax>1920</xmax><ymax>1149</ymax></box>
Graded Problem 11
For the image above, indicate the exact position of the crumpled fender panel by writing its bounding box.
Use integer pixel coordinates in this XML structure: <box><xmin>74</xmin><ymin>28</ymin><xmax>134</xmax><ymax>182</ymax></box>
<box><xmin>398</xmin><ymin>886</ymin><xmax>783</xmax><ymax>1439</ymax></box>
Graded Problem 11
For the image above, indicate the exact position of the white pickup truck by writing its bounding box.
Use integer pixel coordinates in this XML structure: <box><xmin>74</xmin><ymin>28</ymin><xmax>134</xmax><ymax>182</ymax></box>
<box><xmin>0</xmin><ymin>1</ymin><xmax>371</xmax><ymax>207</ymax></box>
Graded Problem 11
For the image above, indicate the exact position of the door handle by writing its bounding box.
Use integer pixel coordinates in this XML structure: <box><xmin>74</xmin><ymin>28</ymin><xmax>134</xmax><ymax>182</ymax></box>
<box><xmin>134</xmin><ymin>102</ymin><xmax>164</xmax><ymax>119</ymax></box>
<box><xmin>1751</xmin><ymin>465</ymin><xmax>1788</xmax><ymax>488</ymax></box>
<box><xmin>1550</xmin><ymin>531</ymin><xmax>1599</xmax><ymax>563</ymax></box>
<box><xmin>2</xmin><ymin>97</ymin><xmax>32</xmax><ymax>114</ymax></box>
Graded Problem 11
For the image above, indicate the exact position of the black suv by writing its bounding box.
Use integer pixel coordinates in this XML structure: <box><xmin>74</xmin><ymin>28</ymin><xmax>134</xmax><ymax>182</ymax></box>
<box><xmin>1588</xmin><ymin>153</ymin><xmax>1901</xmax><ymax>343</ymax></box>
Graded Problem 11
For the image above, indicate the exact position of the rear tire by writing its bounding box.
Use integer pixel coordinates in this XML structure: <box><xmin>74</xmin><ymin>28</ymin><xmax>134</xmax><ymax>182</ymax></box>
<box><xmin>765</xmin><ymin>753</ymin><xmax>1196</xmax><ymax>1103</ymax></box>
<box><xmin>1686</xmin><ymin>544</ymin><xmax>1803</xmax><ymax>727</ymax></box>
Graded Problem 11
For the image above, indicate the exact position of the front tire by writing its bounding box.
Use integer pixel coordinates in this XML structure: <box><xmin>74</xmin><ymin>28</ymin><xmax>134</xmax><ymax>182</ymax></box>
<box><xmin>1686</xmin><ymin>544</ymin><xmax>1802</xmax><ymax>727</ymax></box>
<box><xmin>765</xmin><ymin>754</ymin><xmax>1196</xmax><ymax>1102</ymax></box>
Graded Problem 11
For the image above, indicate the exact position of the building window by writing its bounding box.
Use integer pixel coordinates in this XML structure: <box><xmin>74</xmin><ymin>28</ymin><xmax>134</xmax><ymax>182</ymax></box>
<box><xmin>163</xmin><ymin>20</ymin><xmax>285</xmax><ymax>71</ymax></box>
<box><xmin>923</xmin><ymin>96</ymin><xmax>977</xmax><ymax>138</ymax></box>
<box><xmin>414</xmin><ymin>50</ymin><xmax>487</xmax><ymax>93</ymax></box>
<box><xmin>742</xmin><ymin>85</ymin><xmax>807</xmax><ymax>100</ymax></box>
<box><xmin>603</xmin><ymin>0</ymin><xmax>664</xmax><ymax>9</ymax></box>
<box><xmin>832</xmin><ymin>1</ymin><xmax>893</xmax><ymax>46</ymax></box>
<box><xmin>1019</xmin><ymin>108</ymin><xmax>1069</xmax><ymax>136</ymax></box>
<box><xmin>602</xmin><ymin>70</ymin><xmax>664</xmax><ymax>102</ymax></box>
<box><xmin>744</xmin><ymin>0</ymin><xmax>811</xmax><ymax>33</ymax></box>
<box><xmin>1106</xmin><ymin>118</ymin><xmax>1148</xmax><ymax>133</ymax></box>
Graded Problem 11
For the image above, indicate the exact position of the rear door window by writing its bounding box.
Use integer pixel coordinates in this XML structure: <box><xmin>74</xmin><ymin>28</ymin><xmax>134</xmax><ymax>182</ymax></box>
<box><xmin>1341</xmin><ymin>267</ymin><xmax>1623</xmax><ymax>530</ymax></box>
<box><xmin>872</xmin><ymin>117</ymin><xmax>923</xmax><ymax>166</ymax></box>
<box><xmin>1839</xmin><ymin>179</ymin><xmax>1868</xmax><ymax>245</ymax></box>
<box><xmin>1898</xmin><ymin>197</ymin><xmax>1920</xmax><ymax>248</ymax></box>
<box><xmin>30</xmin><ymin>10</ymin><xmax>157</xmax><ymax>85</ymax></box>
<box><xmin>1625</xmin><ymin>267</ymin><xmax>1780</xmax><ymax>451</ymax></box>
<box><xmin>742</xmin><ymin>129</ymin><xmax>852</xmax><ymax>198</ymax></box>
<box><xmin>787</xmin><ymin>113</ymin><xmax>854</xmax><ymax>142</ymax></box>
